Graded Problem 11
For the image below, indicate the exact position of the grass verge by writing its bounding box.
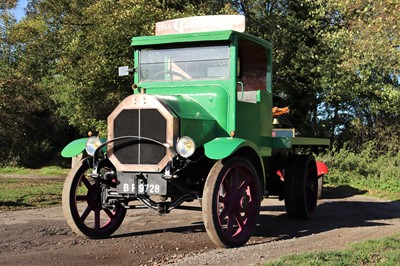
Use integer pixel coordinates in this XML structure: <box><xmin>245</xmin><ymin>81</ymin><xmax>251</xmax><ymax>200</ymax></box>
<box><xmin>0</xmin><ymin>177</ymin><xmax>64</xmax><ymax>212</ymax></box>
<box><xmin>265</xmin><ymin>235</ymin><xmax>400</xmax><ymax>266</ymax></box>
<box><xmin>317</xmin><ymin>143</ymin><xmax>400</xmax><ymax>201</ymax></box>
<box><xmin>0</xmin><ymin>166</ymin><xmax>69</xmax><ymax>176</ymax></box>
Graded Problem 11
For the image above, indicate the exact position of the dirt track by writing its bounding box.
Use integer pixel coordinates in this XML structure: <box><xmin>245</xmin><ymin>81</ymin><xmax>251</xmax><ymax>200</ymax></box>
<box><xmin>0</xmin><ymin>186</ymin><xmax>399</xmax><ymax>266</ymax></box>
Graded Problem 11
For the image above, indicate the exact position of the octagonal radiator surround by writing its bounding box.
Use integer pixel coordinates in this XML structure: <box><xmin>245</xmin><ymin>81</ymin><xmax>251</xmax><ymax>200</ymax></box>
<box><xmin>107</xmin><ymin>94</ymin><xmax>178</xmax><ymax>172</ymax></box>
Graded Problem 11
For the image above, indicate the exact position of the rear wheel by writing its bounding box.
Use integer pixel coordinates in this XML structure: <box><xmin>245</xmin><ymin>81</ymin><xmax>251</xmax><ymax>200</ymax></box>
<box><xmin>202</xmin><ymin>157</ymin><xmax>261</xmax><ymax>248</ymax></box>
<box><xmin>62</xmin><ymin>158</ymin><xmax>126</xmax><ymax>238</ymax></box>
<box><xmin>284</xmin><ymin>155</ymin><xmax>318</xmax><ymax>219</ymax></box>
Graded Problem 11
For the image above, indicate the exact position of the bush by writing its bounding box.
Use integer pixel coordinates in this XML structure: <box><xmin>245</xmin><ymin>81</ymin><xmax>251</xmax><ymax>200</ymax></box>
<box><xmin>318</xmin><ymin>142</ymin><xmax>400</xmax><ymax>199</ymax></box>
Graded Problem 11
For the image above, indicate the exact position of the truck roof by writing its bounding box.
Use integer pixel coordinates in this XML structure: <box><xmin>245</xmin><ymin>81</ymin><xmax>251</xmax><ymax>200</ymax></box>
<box><xmin>130</xmin><ymin>30</ymin><xmax>272</xmax><ymax>49</ymax></box>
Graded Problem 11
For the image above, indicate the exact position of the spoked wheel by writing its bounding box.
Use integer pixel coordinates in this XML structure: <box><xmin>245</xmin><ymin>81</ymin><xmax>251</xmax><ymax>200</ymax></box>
<box><xmin>62</xmin><ymin>158</ymin><xmax>126</xmax><ymax>238</ymax></box>
<box><xmin>202</xmin><ymin>157</ymin><xmax>261</xmax><ymax>248</ymax></box>
<box><xmin>284</xmin><ymin>155</ymin><xmax>318</xmax><ymax>219</ymax></box>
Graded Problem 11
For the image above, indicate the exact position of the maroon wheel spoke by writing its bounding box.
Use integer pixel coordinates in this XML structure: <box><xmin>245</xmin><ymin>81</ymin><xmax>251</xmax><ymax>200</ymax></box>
<box><xmin>219</xmin><ymin>194</ymin><xmax>229</xmax><ymax>204</ymax></box>
<box><xmin>218</xmin><ymin>207</ymin><xmax>228</xmax><ymax>222</ymax></box>
<box><xmin>238</xmin><ymin>167</ymin><xmax>249</xmax><ymax>179</ymax></box>
<box><xmin>80</xmin><ymin>206</ymin><xmax>92</xmax><ymax>222</ymax></box>
<box><xmin>243</xmin><ymin>201</ymin><xmax>256</xmax><ymax>219</ymax></box>
<box><xmin>237</xmin><ymin>180</ymin><xmax>249</xmax><ymax>196</ymax></box>
<box><xmin>101</xmin><ymin>209</ymin><xmax>114</xmax><ymax>227</ymax></box>
<box><xmin>76</xmin><ymin>195</ymin><xmax>88</xmax><ymax>201</ymax></box>
<box><xmin>94</xmin><ymin>209</ymin><xmax>100</xmax><ymax>229</ymax></box>
<box><xmin>103</xmin><ymin>209</ymin><xmax>115</xmax><ymax>219</ymax></box>
<box><xmin>235</xmin><ymin>210</ymin><xmax>245</xmax><ymax>231</ymax></box>
<box><xmin>222</xmin><ymin>177</ymin><xmax>232</xmax><ymax>195</ymax></box>
<box><xmin>81</xmin><ymin>176</ymin><xmax>92</xmax><ymax>190</ymax></box>
<box><xmin>231</xmin><ymin>169</ymin><xmax>241</xmax><ymax>190</ymax></box>
<box><xmin>226</xmin><ymin>212</ymin><xmax>236</xmax><ymax>236</ymax></box>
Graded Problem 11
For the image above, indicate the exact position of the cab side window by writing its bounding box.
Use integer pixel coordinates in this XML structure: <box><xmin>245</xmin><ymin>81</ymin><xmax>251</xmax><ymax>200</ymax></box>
<box><xmin>237</xmin><ymin>39</ymin><xmax>267</xmax><ymax>92</ymax></box>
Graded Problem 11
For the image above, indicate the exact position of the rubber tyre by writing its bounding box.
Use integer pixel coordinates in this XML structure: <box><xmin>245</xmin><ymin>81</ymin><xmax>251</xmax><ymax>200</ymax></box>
<box><xmin>62</xmin><ymin>158</ymin><xmax>126</xmax><ymax>238</ymax></box>
<box><xmin>202</xmin><ymin>157</ymin><xmax>261</xmax><ymax>248</ymax></box>
<box><xmin>284</xmin><ymin>155</ymin><xmax>318</xmax><ymax>219</ymax></box>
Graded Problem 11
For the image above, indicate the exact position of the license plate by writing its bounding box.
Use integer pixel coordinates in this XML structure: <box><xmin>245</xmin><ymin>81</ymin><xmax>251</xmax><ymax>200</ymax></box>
<box><xmin>117</xmin><ymin>174</ymin><xmax>167</xmax><ymax>195</ymax></box>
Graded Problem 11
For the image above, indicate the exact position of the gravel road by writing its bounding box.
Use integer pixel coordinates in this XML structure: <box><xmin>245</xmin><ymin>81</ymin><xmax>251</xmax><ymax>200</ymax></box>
<box><xmin>1</xmin><ymin>184</ymin><xmax>399</xmax><ymax>266</ymax></box>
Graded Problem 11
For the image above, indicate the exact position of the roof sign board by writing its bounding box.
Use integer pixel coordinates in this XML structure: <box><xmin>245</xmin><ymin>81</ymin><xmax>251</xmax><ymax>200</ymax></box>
<box><xmin>155</xmin><ymin>15</ymin><xmax>245</xmax><ymax>36</ymax></box>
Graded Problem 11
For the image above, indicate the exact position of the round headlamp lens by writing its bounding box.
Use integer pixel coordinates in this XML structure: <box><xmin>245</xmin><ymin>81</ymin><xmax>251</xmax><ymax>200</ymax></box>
<box><xmin>176</xmin><ymin>136</ymin><xmax>196</xmax><ymax>158</ymax></box>
<box><xmin>85</xmin><ymin>136</ymin><xmax>103</xmax><ymax>156</ymax></box>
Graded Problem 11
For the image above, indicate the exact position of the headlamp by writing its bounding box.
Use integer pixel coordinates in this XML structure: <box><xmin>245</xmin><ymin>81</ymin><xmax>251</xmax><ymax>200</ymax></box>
<box><xmin>176</xmin><ymin>136</ymin><xmax>196</xmax><ymax>158</ymax></box>
<box><xmin>85</xmin><ymin>136</ymin><xmax>103</xmax><ymax>156</ymax></box>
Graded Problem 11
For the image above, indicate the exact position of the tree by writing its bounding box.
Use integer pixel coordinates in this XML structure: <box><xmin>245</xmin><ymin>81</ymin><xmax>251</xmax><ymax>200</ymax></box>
<box><xmin>320</xmin><ymin>0</ymin><xmax>400</xmax><ymax>152</ymax></box>
<box><xmin>23</xmin><ymin>0</ymin><xmax>233</xmax><ymax>134</ymax></box>
<box><xmin>1</xmin><ymin>0</ymin><xmax>235</xmax><ymax>166</ymax></box>
<box><xmin>230</xmin><ymin>0</ymin><xmax>335</xmax><ymax>137</ymax></box>
<box><xmin>0</xmin><ymin>2</ymin><xmax>71</xmax><ymax>167</ymax></box>
<box><xmin>2</xmin><ymin>0</ymin><xmax>399</xmax><ymax>166</ymax></box>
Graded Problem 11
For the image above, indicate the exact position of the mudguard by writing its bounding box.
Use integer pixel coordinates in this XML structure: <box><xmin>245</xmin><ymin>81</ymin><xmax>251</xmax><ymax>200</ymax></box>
<box><xmin>61</xmin><ymin>138</ymin><xmax>89</xmax><ymax>158</ymax></box>
<box><xmin>61</xmin><ymin>137</ymin><xmax>108</xmax><ymax>158</ymax></box>
<box><xmin>316</xmin><ymin>161</ymin><xmax>329</xmax><ymax>177</ymax></box>
<box><xmin>204</xmin><ymin>137</ymin><xmax>259</xmax><ymax>160</ymax></box>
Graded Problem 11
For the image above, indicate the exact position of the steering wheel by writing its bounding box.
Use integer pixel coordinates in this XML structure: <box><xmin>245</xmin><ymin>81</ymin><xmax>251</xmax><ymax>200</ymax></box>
<box><xmin>152</xmin><ymin>70</ymin><xmax>189</xmax><ymax>81</ymax></box>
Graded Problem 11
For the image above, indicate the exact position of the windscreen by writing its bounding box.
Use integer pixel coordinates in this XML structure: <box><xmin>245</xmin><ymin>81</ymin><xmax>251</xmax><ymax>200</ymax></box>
<box><xmin>139</xmin><ymin>45</ymin><xmax>230</xmax><ymax>82</ymax></box>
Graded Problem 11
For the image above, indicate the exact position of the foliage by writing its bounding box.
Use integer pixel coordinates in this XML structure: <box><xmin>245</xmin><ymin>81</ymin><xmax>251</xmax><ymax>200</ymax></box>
<box><xmin>265</xmin><ymin>235</ymin><xmax>400</xmax><ymax>266</ymax></box>
<box><xmin>23</xmin><ymin>0</ymin><xmax>234</xmax><ymax>135</ymax></box>
<box><xmin>320</xmin><ymin>0</ymin><xmax>400</xmax><ymax>152</ymax></box>
<box><xmin>1</xmin><ymin>0</ymin><xmax>399</xmax><ymax>166</ymax></box>
<box><xmin>318</xmin><ymin>143</ymin><xmax>400</xmax><ymax>200</ymax></box>
<box><xmin>0</xmin><ymin>177</ymin><xmax>63</xmax><ymax>211</ymax></box>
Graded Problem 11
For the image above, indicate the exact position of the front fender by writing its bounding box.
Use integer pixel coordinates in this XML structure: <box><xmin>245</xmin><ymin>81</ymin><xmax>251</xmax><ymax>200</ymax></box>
<box><xmin>61</xmin><ymin>137</ymin><xmax>107</xmax><ymax>158</ymax></box>
<box><xmin>204</xmin><ymin>137</ymin><xmax>259</xmax><ymax>160</ymax></box>
<box><xmin>61</xmin><ymin>138</ymin><xmax>89</xmax><ymax>158</ymax></box>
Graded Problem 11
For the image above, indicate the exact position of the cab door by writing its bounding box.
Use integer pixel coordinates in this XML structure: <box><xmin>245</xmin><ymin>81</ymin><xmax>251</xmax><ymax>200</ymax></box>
<box><xmin>235</xmin><ymin>37</ymin><xmax>273</xmax><ymax>155</ymax></box>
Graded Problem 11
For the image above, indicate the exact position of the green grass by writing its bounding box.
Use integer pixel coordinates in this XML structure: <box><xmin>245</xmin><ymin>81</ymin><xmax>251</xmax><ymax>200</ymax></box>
<box><xmin>0</xmin><ymin>166</ymin><xmax>69</xmax><ymax>176</ymax></box>
<box><xmin>0</xmin><ymin>166</ymin><xmax>30</xmax><ymax>175</ymax></box>
<box><xmin>265</xmin><ymin>235</ymin><xmax>400</xmax><ymax>266</ymax></box>
<box><xmin>0</xmin><ymin>177</ymin><xmax>64</xmax><ymax>211</ymax></box>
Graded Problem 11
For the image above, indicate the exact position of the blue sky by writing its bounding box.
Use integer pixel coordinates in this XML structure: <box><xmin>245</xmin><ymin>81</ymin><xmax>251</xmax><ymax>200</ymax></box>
<box><xmin>11</xmin><ymin>0</ymin><xmax>28</xmax><ymax>21</ymax></box>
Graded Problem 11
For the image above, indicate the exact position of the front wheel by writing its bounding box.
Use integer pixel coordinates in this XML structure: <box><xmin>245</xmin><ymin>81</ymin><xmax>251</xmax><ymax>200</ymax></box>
<box><xmin>62</xmin><ymin>158</ymin><xmax>126</xmax><ymax>238</ymax></box>
<box><xmin>202</xmin><ymin>157</ymin><xmax>261</xmax><ymax>248</ymax></box>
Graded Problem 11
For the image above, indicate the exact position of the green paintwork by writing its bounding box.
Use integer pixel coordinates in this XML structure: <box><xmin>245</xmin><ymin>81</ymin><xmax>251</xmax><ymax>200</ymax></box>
<box><xmin>61</xmin><ymin>138</ymin><xmax>89</xmax><ymax>158</ymax></box>
<box><xmin>131</xmin><ymin>30</ymin><xmax>234</xmax><ymax>47</ymax></box>
<box><xmin>151</xmin><ymin>83</ymin><xmax>231</xmax><ymax>133</ymax></box>
<box><xmin>61</xmin><ymin>137</ymin><xmax>107</xmax><ymax>158</ymax></box>
<box><xmin>271</xmin><ymin>137</ymin><xmax>292</xmax><ymax>149</ymax></box>
<box><xmin>292</xmin><ymin>137</ymin><xmax>330</xmax><ymax>147</ymax></box>
<box><xmin>204</xmin><ymin>137</ymin><xmax>259</xmax><ymax>160</ymax></box>
<box><xmin>128</xmin><ymin>29</ymin><xmax>328</xmax><ymax>164</ymax></box>
<box><xmin>132</xmin><ymin>31</ymin><xmax>274</xmax><ymax>145</ymax></box>
<box><xmin>271</xmin><ymin>136</ymin><xmax>330</xmax><ymax>149</ymax></box>
<box><xmin>158</xmin><ymin>93</ymin><xmax>227</xmax><ymax>147</ymax></box>
<box><xmin>131</xmin><ymin>30</ymin><xmax>272</xmax><ymax>50</ymax></box>
<box><xmin>236</xmin><ymin>90</ymin><xmax>273</xmax><ymax>156</ymax></box>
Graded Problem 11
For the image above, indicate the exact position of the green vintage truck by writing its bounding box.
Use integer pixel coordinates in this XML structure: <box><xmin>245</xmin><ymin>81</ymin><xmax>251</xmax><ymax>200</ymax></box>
<box><xmin>61</xmin><ymin>16</ymin><xmax>329</xmax><ymax>248</ymax></box>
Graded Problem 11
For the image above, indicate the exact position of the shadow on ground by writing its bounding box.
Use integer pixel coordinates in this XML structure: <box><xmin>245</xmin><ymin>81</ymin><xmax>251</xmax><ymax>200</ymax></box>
<box><xmin>0</xmin><ymin>199</ymin><xmax>34</xmax><ymax>210</ymax></box>
<box><xmin>322</xmin><ymin>185</ymin><xmax>368</xmax><ymax>199</ymax></box>
<box><xmin>253</xmin><ymin>195</ymin><xmax>400</xmax><ymax>243</ymax></box>
<box><xmin>113</xmin><ymin>185</ymin><xmax>399</xmax><ymax>244</ymax></box>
